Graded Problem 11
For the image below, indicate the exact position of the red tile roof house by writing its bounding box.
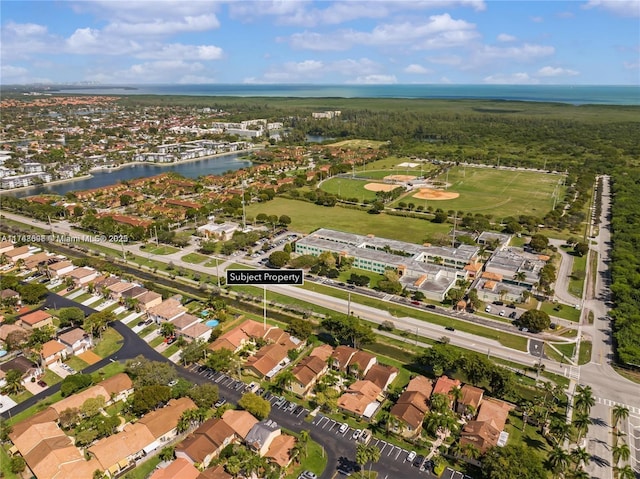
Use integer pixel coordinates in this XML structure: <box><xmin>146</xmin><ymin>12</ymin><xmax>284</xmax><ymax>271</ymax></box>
<box><xmin>41</xmin><ymin>340</ymin><xmax>67</xmax><ymax>365</ymax></box>
<box><xmin>5</xmin><ymin>245</ymin><xmax>31</xmax><ymax>262</ymax></box>
<box><xmin>221</xmin><ymin>410</ymin><xmax>259</xmax><ymax>440</ymax></box>
<box><xmin>364</xmin><ymin>364</ymin><xmax>399</xmax><ymax>392</ymax></box>
<box><xmin>459</xmin><ymin>398</ymin><xmax>514</xmax><ymax>454</ymax></box>
<box><xmin>456</xmin><ymin>384</ymin><xmax>484</xmax><ymax>416</ymax></box>
<box><xmin>208</xmin><ymin>319</ymin><xmax>270</xmax><ymax>353</ymax></box>
<box><xmin>57</xmin><ymin>327</ymin><xmax>93</xmax><ymax>356</ymax></box>
<box><xmin>107</xmin><ymin>281</ymin><xmax>136</xmax><ymax>300</ymax></box>
<box><xmin>136</xmin><ymin>291</ymin><xmax>163</xmax><ymax>311</ymax></box>
<box><xmin>88</xmin><ymin>397</ymin><xmax>196</xmax><ymax>477</ymax></box>
<box><xmin>289</xmin><ymin>354</ymin><xmax>329</xmax><ymax>397</ymax></box>
<box><xmin>245</xmin><ymin>343</ymin><xmax>291</xmax><ymax>379</ymax></box>
<box><xmin>346</xmin><ymin>350</ymin><xmax>378</xmax><ymax>378</ymax></box>
<box><xmin>64</xmin><ymin>266</ymin><xmax>98</xmax><ymax>286</ymax></box>
<box><xmin>147</xmin><ymin>298</ymin><xmax>187</xmax><ymax>324</ymax></box>
<box><xmin>149</xmin><ymin>458</ymin><xmax>200</xmax><ymax>479</ymax></box>
<box><xmin>18</xmin><ymin>310</ymin><xmax>53</xmax><ymax>330</ymax></box>
<box><xmin>0</xmin><ymin>240</ymin><xmax>14</xmax><ymax>254</ymax></box>
<box><xmin>432</xmin><ymin>375</ymin><xmax>462</xmax><ymax>408</ymax></box>
<box><xmin>175</xmin><ymin>418</ymin><xmax>236</xmax><ymax>468</ymax></box>
<box><xmin>264</xmin><ymin>434</ymin><xmax>296</xmax><ymax>468</ymax></box>
<box><xmin>337</xmin><ymin>380</ymin><xmax>382</xmax><ymax>421</ymax></box>
<box><xmin>390</xmin><ymin>390</ymin><xmax>430</xmax><ymax>438</ymax></box>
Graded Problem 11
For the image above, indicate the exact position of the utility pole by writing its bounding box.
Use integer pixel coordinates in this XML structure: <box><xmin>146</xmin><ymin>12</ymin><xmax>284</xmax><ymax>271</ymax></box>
<box><xmin>263</xmin><ymin>285</ymin><xmax>267</xmax><ymax>331</ymax></box>
<box><xmin>241</xmin><ymin>180</ymin><xmax>247</xmax><ymax>232</ymax></box>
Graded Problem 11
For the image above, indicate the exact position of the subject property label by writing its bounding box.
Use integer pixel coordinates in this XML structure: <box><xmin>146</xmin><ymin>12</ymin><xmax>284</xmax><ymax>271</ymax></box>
<box><xmin>226</xmin><ymin>269</ymin><xmax>304</xmax><ymax>285</ymax></box>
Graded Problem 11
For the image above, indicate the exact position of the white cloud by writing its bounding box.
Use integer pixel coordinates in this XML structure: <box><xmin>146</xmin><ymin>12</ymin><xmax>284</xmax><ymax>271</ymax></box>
<box><xmin>346</xmin><ymin>74</ymin><xmax>398</xmax><ymax>84</ymax></box>
<box><xmin>104</xmin><ymin>14</ymin><xmax>220</xmax><ymax>36</ymax></box>
<box><xmin>230</xmin><ymin>1</ymin><xmax>486</xmax><ymax>27</ymax></box>
<box><xmin>583</xmin><ymin>0</ymin><xmax>640</xmax><ymax>17</ymax></box>
<box><xmin>405</xmin><ymin>64</ymin><xmax>432</xmax><ymax>74</ymax></box>
<box><xmin>251</xmin><ymin>57</ymin><xmax>387</xmax><ymax>83</ymax></box>
<box><xmin>98</xmin><ymin>60</ymin><xmax>207</xmax><ymax>83</ymax></box>
<box><xmin>288</xmin><ymin>14</ymin><xmax>479</xmax><ymax>51</ymax></box>
<box><xmin>530</xmin><ymin>16</ymin><xmax>544</xmax><ymax>22</ymax></box>
<box><xmin>475</xmin><ymin>43</ymin><xmax>555</xmax><ymax>62</ymax></box>
<box><xmin>537</xmin><ymin>66</ymin><xmax>579</xmax><ymax>77</ymax></box>
<box><xmin>623</xmin><ymin>60</ymin><xmax>639</xmax><ymax>69</ymax></box>
<box><xmin>497</xmin><ymin>33</ymin><xmax>516</xmax><ymax>42</ymax></box>
<box><xmin>483</xmin><ymin>72</ymin><xmax>540</xmax><ymax>84</ymax></box>
<box><xmin>136</xmin><ymin>44</ymin><xmax>223</xmax><ymax>61</ymax></box>
<box><xmin>3</xmin><ymin>22</ymin><xmax>48</xmax><ymax>37</ymax></box>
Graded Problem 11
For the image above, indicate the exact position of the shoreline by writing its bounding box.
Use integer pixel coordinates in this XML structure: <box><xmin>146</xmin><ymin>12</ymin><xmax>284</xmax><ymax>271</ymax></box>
<box><xmin>0</xmin><ymin>148</ymin><xmax>259</xmax><ymax>196</ymax></box>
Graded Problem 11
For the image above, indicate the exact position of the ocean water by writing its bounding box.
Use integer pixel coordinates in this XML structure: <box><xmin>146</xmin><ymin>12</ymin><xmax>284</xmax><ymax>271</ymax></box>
<box><xmin>58</xmin><ymin>84</ymin><xmax>640</xmax><ymax>106</ymax></box>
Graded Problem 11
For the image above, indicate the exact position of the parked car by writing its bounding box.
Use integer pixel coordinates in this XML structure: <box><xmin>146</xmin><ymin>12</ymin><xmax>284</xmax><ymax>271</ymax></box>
<box><xmin>509</xmin><ymin>311</ymin><xmax>517</xmax><ymax>319</ymax></box>
<box><xmin>499</xmin><ymin>310</ymin><xmax>506</xmax><ymax>316</ymax></box>
<box><xmin>338</xmin><ymin>423</ymin><xmax>349</xmax><ymax>434</ymax></box>
<box><xmin>351</xmin><ymin>429</ymin><xmax>362</xmax><ymax>441</ymax></box>
<box><xmin>214</xmin><ymin>398</ymin><xmax>227</xmax><ymax>408</ymax></box>
<box><xmin>298</xmin><ymin>472</ymin><xmax>318</xmax><ymax>479</ymax></box>
<box><xmin>37</xmin><ymin>380</ymin><xmax>47</xmax><ymax>387</ymax></box>
<box><xmin>413</xmin><ymin>454</ymin><xmax>425</xmax><ymax>467</ymax></box>
<box><xmin>407</xmin><ymin>451</ymin><xmax>417</xmax><ymax>462</ymax></box>
<box><xmin>485</xmin><ymin>306</ymin><xmax>492</xmax><ymax>312</ymax></box>
<box><xmin>359</xmin><ymin>429</ymin><xmax>372</xmax><ymax>444</ymax></box>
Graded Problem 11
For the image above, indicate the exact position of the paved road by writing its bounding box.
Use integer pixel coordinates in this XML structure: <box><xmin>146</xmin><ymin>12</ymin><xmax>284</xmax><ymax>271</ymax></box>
<box><xmin>576</xmin><ymin>176</ymin><xmax>639</xmax><ymax>478</ymax></box>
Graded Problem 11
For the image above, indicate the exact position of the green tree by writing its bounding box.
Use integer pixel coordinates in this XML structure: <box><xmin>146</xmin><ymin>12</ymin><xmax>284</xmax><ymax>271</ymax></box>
<box><xmin>529</xmin><ymin>234</ymin><xmax>549</xmax><ymax>252</ymax></box>
<box><xmin>126</xmin><ymin>356</ymin><xmax>177</xmax><ymax>387</ymax></box>
<box><xmin>516</xmin><ymin>309</ymin><xmax>551</xmax><ymax>332</ymax></box>
<box><xmin>268</xmin><ymin>250</ymin><xmax>290</xmax><ymax>267</ymax></box>
<box><xmin>9</xmin><ymin>456</ymin><xmax>26</xmax><ymax>474</ymax></box>
<box><xmin>238</xmin><ymin>392</ymin><xmax>271</xmax><ymax>420</ymax></box>
<box><xmin>180</xmin><ymin>339</ymin><xmax>208</xmax><ymax>365</ymax></box>
<box><xmin>0</xmin><ymin>418</ymin><xmax>13</xmax><ymax>442</ymax></box>
<box><xmin>574</xmin><ymin>385</ymin><xmax>595</xmax><ymax>414</ymax></box>
<box><xmin>482</xmin><ymin>444</ymin><xmax>546</xmax><ymax>479</ymax></box>
<box><xmin>160</xmin><ymin>322</ymin><xmax>176</xmax><ymax>339</ymax></box>
<box><xmin>18</xmin><ymin>283</ymin><xmax>49</xmax><ymax>304</ymax></box>
<box><xmin>187</xmin><ymin>383</ymin><xmax>219</xmax><ymax>409</ymax></box>
<box><xmin>572</xmin><ymin>411</ymin><xmax>591</xmax><ymax>443</ymax></box>
<box><xmin>286</xmin><ymin>317</ymin><xmax>313</xmax><ymax>340</ymax></box>
<box><xmin>570</xmin><ymin>447</ymin><xmax>590</xmax><ymax>470</ymax></box>
<box><xmin>612</xmin><ymin>405</ymin><xmax>629</xmax><ymax>430</ymax></box>
<box><xmin>130</xmin><ymin>385</ymin><xmax>172</xmax><ymax>416</ymax></box>
<box><xmin>573</xmin><ymin>242</ymin><xmax>589</xmax><ymax>257</ymax></box>
<box><xmin>3</xmin><ymin>369</ymin><xmax>24</xmax><ymax>395</ymax></box>
<box><xmin>615</xmin><ymin>465</ymin><xmax>637</xmax><ymax>479</ymax></box>
<box><xmin>57</xmin><ymin>307</ymin><xmax>85</xmax><ymax>327</ymax></box>
<box><xmin>83</xmin><ymin>311</ymin><xmax>115</xmax><ymax>339</ymax></box>
<box><xmin>612</xmin><ymin>442</ymin><xmax>630</xmax><ymax>466</ymax></box>
<box><xmin>206</xmin><ymin>348</ymin><xmax>236</xmax><ymax>373</ymax></box>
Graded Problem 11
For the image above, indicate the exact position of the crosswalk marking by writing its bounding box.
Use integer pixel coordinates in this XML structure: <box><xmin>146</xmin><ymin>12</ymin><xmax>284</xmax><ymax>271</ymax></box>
<box><xmin>595</xmin><ymin>397</ymin><xmax>640</xmax><ymax>415</ymax></box>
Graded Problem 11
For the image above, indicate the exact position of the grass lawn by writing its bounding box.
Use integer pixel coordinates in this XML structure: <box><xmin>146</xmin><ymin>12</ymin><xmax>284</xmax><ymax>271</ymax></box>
<box><xmin>182</xmin><ymin>252</ymin><xmax>210</xmax><ymax>264</ymax></box>
<box><xmin>578</xmin><ymin>341</ymin><xmax>592</xmax><ymax>365</ymax></box>
<box><xmin>551</xmin><ymin>342</ymin><xmax>576</xmax><ymax>360</ymax></box>
<box><xmin>337</xmin><ymin>268</ymin><xmax>385</xmax><ymax>289</ymax></box>
<box><xmin>149</xmin><ymin>335</ymin><xmax>165</xmax><ymax>348</ymax></box>
<box><xmin>91</xmin><ymin>361</ymin><xmax>126</xmax><ymax>382</ymax></box>
<box><xmin>138</xmin><ymin>324</ymin><xmax>157</xmax><ymax>338</ymax></box>
<box><xmin>162</xmin><ymin>343</ymin><xmax>181</xmax><ymax>358</ymax></box>
<box><xmin>540</xmin><ymin>302</ymin><xmax>581</xmax><ymax>322</ymax></box>
<box><xmin>246</xmin><ymin>197</ymin><xmax>450</xmax><ymax>243</ymax></box>
<box><xmin>42</xmin><ymin>369</ymin><xmax>63</xmax><ymax>386</ymax></box>
<box><xmin>284</xmin><ymin>436</ymin><xmax>328</xmax><ymax>479</ymax></box>
<box><xmin>569</xmin><ymin>253</ymin><xmax>587</xmax><ymax>297</ymax></box>
<box><xmin>505</xmin><ymin>413</ymin><xmax>549</xmax><ymax>460</ymax></box>
<box><xmin>320</xmin><ymin>177</ymin><xmax>386</xmax><ymax>201</ymax></box>
<box><xmin>93</xmin><ymin>327</ymin><xmax>124</xmax><ymax>357</ymax></box>
<box><xmin>296</xmin><ymin>280</ymin><xmax>528</xmax><ymax>351</ymax></box>
<box><xmin>140</xmin><ymin>244</ymin><xmax>180</xmax><ymax>255</ymax></box>
<box><xmin>327</xmin><ymin>139</ymin><xmax>386</xmax><ymax>149</ymax></box>
<box><xmin>0</xmin><ymin>445</ymin><xmax>19</xmax><ymax>479</ymax></box>
<box><xmin>9</xmin><ymin>389</ymin><xmax>33</xmax><ymax>403</ymax></box>
<box><xmin>121</xmin><ymin>456</ymin><xmax>162</xmax><ymax>479</ymax></box>
<box><xmin>65</xmin><ymin>356</ymin><xmax>89</xmax><ymax>371</ymax></box>
<box><xmin>401</xmin><ymin>166</ymin><xmax>565</xmax><ymax>218</ymax></box>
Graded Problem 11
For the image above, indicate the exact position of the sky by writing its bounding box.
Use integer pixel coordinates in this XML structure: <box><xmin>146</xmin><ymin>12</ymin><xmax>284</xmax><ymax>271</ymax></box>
<box><xmin>1</xmin><ymin>0</ymin><xmax>639</xmax><ymax>85</ymax></box>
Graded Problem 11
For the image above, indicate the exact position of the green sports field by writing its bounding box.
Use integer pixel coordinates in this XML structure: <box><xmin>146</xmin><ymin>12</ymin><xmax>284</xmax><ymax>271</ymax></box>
<box><xmin>320</xmin><ymin>177</ymin><xmax>397</xmax><ymax>201</ymax></box>
<box><xmin>246</xmin><ymin>197</ymin><xmax>450</xmax><ymax>243</ymax></box>
<box><xmin>395</xmin><ymin>166</ymin><xmax>565</xmax><ymax>217</ymax></box>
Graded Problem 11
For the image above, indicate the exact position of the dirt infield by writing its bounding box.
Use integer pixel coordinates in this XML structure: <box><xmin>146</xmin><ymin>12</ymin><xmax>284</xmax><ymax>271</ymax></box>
<box><xmin>412</xmin><ymin>188</ymin><xmax>460</xmax><ymax>200</ymax></box>
<box><xmin>383</xmin><ymin>175</ymin><xmax>417</xmax><ymax>182</ymax></box>
<box><xmin>364</xmin><ymin>183</ymin><xmax>401</xmax><ymax>192</ymax></box>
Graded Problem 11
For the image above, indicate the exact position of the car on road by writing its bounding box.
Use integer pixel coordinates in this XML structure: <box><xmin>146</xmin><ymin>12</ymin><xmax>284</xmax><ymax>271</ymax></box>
<box><xmin>407</xmin><ymin>451</ymin><xmax>417</xmax><ymax>462</ymax></box>
<box><xmin>499</xmin><ymin>310</ymin><xmax>506</xmax><ymax>316</ymax></box>
<box><xmin>485</xmin><ymin>306</ymin><xmax>492</xmax><ymax>312</ymax></box>
<box><xmin>426</xmin><ymin>304</ymin><xmax>436</xmax><ymax>309</ymax></box>
<box><xmin>411</xmin><ymin>301</ymin><xmax>420</xmax><ymax>305</ymax></box>
<box><xmin>351</xmin><ymin>429</ymin><xmax>362</xmax><ymax>441</ymax></box>
<box><xmin>509</xmin><ymin>311</ymin><xmax>517</xmax><ymax>319</ymax></box>
<box><xmin>445</xmin><ymin>326</ymin><xmax>455</xmax><ymax>331</ymax></box>
<box><xmin>214</xmin><ymin>398</ymin><xmax>227</xmax><ymax>408</ymax></box>
<box><xmin>507</xmin><ymin>304</ymin><xmax>516</xmax><ymax>309</ymax></box>
<box><xmin>338</xmin><ymin>423</ymin><xmax>349</xmax><ymax>434</ymax></box>
<box><xmin>520</xmin><ymin>327</ymin><xmax>529</xmax><ymax>332</ymax></box>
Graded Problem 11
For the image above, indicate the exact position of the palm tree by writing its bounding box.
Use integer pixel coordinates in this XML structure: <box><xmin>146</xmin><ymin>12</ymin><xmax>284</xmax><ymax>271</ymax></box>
<box><xmin>462</xmin><ymin>443</ymin><xmax>481</xmax><ymax>460</ymax></box>
<box><xmin>356</xmin><ymin>443</ymin><xmax>369</xmax><ymax>475</ymax></box>
<box><xmin>160</xmin><ymin>321</ymin><xmax>176</xmax><ymax>339</ymax></box>
<box><xmin>572</xmin><ymin>411</ymin><xmax>591</xmax><ymax>443</ymax></box>
<box><xmin>570</xmin><ymin>447</ymin><xmax>590</xmax><ymax>470</ymax></box>
<box><xmin>547</xmin><ymin>446</ymin><xmax>570</xmax><ymax>476</ymax></box>
<box><xmin>275</xmin><ymin>370</ymin><xmax>295</xmax><ymax>393</ymax></box>
<box><xmin>612</xmin><ymin>442</ymin><xmax>630</xmax><ymax>466</ymax></box>
<box><xmin>611</xmin><ymin>405</ymin><xmax>629</xmax><ymax>430</ymax></box>
<box><xmin>298</xmin><ymin>430</ymin><xmax>310</xmax><ymax>457</ymax></box>
<box><xmin>615</xmin><ymin>465</ymin><xmax>637</xmax><ymax>479</ymax></box>
<box><xmin>3</xmin><ymin>370</ymin><xmax>24</xmax><ymax>395</ymax></box>
<box><xmin>514</xmin><ymin>271</ymin><xmax>526</xmax><ymax>285</ymax></box>
<box><xmin>366</xmin><ymin>445</ymin><xmax>381</xmax><ymax>478</ymax></box>
<box><xmin>566</xmin><ymin>469</ymin><xmax>590</xmax><ymax>479</ymax></box>
<box><xmin>574</xmin><ymin>385</ymin><xmax>595</xmax><ymax>414</ymax></box>
<box><xmin>549</xmin><ymin>419</ymin><xmax>571</xmax><ymax>445</ymax></box>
